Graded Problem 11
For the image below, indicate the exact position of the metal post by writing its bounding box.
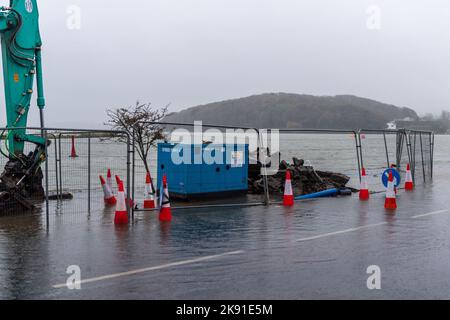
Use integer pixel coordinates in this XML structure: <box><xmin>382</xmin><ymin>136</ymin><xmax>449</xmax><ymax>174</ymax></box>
<box><xmin>88</xmin><ymin>133</ymin><xmax>91</xmax><ymax>214</ymax></box>
<box><xmin>58</xmin><ymin>133</ymin><xmax>62</xmax><ymax>196</ymax></box>
<box><xmin>412</xmin><ymin>133</ymin><xmax>417</xmax><ymax>182</ymax></box>
<box><xmin>420</xmin><ymin>133</ymin><xmax>426</xmax><ymax>183</ymax></box>
<box><xmin>257</xmin><ymin>128</ymin><xmax>270</xmax><ymax>206</ymax></box>
<box><xmin>405</xmin><ymin>132</ymin><xmax>412</xmax><ymax>165</ymax></box>
<box><xmin>430</xmin><ymin>133</ymin><xmax>434</xmax><ymax>179</ymax></box>
<box><xmin>127</xmin><ymin>133</ymin><xmax>132</xmax><ymax>219</ymax></box>
<box><xmin>354</xmin><ymin>131</ymin><xmax>362</xmax><ymax>182</ymax></box>
<box><xmin>359</xmin><ymin>132</ymin><xmax>364</xmax><ymax>170</ymax></box>
<box><xmin>395</xmin><ymin>132</ymin><xmax>400</xmax><ymax>168</ymax></box>
<box><xmin>405</xmin><ymin>131</ymin><xmax>413</xmax><ymax>182</ymax></box>
<box><xmin>44</xmin><ymin>129</ymin><xmax>49</xmax><ymax>229</ymax></box>
<box><xmin>397</xmin><ymin>130</ymin><xmax>406</xmax><ymax>169</ymax></box>
<box><xmin>355</xmin><ymin>130</ymin><xmax>364</xmax><ymax>181</ymax></box>
<box><xmin>131</xmin><ymin>128</ymin><xmax>136</xmax><ymax>220</ymax></box>
<box><xmin>54</xmin><ymin>135</ymin><xmax>59</xmax><ymax>198</ymax></box>
<box><xmin>256</xmin><ymin>128</ymin><xmax>260</xmax><ymax>164</ymax></box>
<box><xmin>383</xmin><ymin>132</ymin><xmax>390</xmax><ymax>168</ymax></box>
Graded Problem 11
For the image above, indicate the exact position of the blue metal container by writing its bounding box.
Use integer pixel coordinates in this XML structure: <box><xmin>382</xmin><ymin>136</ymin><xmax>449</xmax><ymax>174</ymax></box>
<box><xmin>157</xmin><ymin>143</ymin><xmax>249</xmax><ymax>200</ymax></box>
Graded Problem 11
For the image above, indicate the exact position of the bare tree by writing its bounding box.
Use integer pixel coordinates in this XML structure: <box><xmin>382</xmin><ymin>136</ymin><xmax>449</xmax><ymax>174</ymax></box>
<box><xmin>105</xmin><ymin>101</ymin><xmax>169</xmax><ymax>189</ymax></box>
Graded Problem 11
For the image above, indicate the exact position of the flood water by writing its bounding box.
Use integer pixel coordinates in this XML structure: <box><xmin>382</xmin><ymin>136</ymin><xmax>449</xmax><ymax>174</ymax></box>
<box><xmin>0</xmin><ymin>135</ymin><xmax>448</xmax><ymax>299</ymax></box>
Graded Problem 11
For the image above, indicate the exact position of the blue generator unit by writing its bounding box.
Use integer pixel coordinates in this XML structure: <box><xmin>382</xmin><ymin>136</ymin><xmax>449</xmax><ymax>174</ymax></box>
<box><xmin>157</xmin><ymin>143</ymin><xmax>249</xmax><ymax>200</ymax></box>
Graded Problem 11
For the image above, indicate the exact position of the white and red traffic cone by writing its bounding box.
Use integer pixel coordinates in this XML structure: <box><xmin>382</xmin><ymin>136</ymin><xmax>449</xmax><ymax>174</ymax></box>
<box><xmin>283</xmin><ymin>170</ymin><xmax>294</xmax><ymax>207</ymax></box>
<box><xmin>384</xmin><ymin>171</ymin><xmax>397</xmax><ymax>210</ymax></box>
<box><xmin>115</xmin><ymin>175</ymin><xmax>121</xmax><ymax>187</ymax></box>
<box><xmin>144</xmin><ymin>172</ymin><xmax>156</xmax><ymax>209</ymax></box>
<box><xmin>405</xmin><ymin>164</ymin><xmax>414</xmax><ymax>191</ymax></box>
<box><xmin>159</xmin><ymin>175</ymin><xmax>172</xmax><ymax>222</ymax></box>
<box><xmin>114</xmin><ymin>180</ymin><xmax>129</xmax><ymax>225</ymax></box>
<box><xmin>115</xmin><ymin>175</ymin><xmax>134</xmax><ymax>207</ymax></box>
<box><xmin>100</xmin><ymin>175</ymin><xmax>116</xmax><ymax>206</ymax></box>
<box><xmin>107</xmin><ymin>168</ymin><xmax>113</xmax><ymax>193</ymax></box>
<box><xmin>359</xmin><ymin>167</ymin><xmax>370</xmax><ymax>201</ymax></box>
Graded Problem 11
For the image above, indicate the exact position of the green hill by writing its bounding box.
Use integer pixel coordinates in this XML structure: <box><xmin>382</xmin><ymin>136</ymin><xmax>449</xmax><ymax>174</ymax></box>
<box><xmin>164</xmin><ymin>93</ymin><xmax>418</xmax><ymax>129</ymax></box>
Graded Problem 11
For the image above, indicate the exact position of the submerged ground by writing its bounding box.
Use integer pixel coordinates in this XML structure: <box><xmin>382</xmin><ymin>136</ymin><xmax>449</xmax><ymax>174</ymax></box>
<box><xmin>0</xmin><ymin>136</ymin><xmax>448</xmax><ymax>300</ymax></box>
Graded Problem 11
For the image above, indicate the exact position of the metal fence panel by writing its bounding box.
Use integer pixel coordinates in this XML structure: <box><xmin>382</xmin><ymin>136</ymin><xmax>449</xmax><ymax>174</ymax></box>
<box><xmin>0</xmin><ymin>128</ymin><xmax>131</xmax><ymax>225</ymax></box>
<box><xmin>0</xmin><ymin>124</ymin><xmax>435</xmax><ymax>226</ymax></box>
<box><xmin>277</xmin><ymin>130</ymin><xmax>360</xmax><ymax>192</ymax></box>
<box><xmin>408</xmin><ymin>131</ymin><xmax>434</xmax><ymax>183</ymax></box>
<box><xmin>359</xmin><ymin>129</ymin><xmax>434</xmax><ymax>193</ymax></box>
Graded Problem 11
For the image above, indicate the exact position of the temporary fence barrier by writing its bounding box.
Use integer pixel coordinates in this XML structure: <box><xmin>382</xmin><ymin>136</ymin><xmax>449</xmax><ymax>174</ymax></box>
<box><xmin>357</xmin><ymin>129</ymin><xmax>434</xmax><ymax>193</ymax></box>
<box><xmin>0</xmin><ymin>124</ymin><xmax>434</xmax><ymax>227</ymax></box>
<box><xmin>0</xmin><ymin>127</ymin><xmax>131</xmax><ymax>227</ymax></box>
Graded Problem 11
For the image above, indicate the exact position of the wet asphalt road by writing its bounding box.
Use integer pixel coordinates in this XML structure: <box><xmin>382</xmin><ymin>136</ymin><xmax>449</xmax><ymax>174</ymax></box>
<box><xmin>1</xmin><ymin>164</ymin><xmax>450</xmax><ymax>300</ymax></box>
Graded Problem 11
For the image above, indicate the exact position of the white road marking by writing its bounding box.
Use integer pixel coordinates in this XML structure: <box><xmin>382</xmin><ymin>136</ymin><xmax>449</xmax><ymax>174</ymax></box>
<box><xmin>52</xmin><ymin>250</ymin><xmax>244</xmax><ymax>289</ymax></box>
<box><xmin>53</xmin><ymin>207</ymin><xmax>450</xmax><ymax>289</ymax></box>
<box><xmin>295</xmin><ymin>222</ymin><xmax>388</xmax><ymax>242</ymax></box>
<box><xmin>412</xmin><ymin>209</ymin><xmax>450</xmax><ymax>219</ymax></box>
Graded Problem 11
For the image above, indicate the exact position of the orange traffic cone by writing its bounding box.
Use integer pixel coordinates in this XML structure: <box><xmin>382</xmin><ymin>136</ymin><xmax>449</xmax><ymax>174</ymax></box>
<box><xmin>384</xmin><ymin>171</ymin><xmax>397</xmax><ymax>210</ymax></box>
<box><xmin>359</xmin><ymin>167</ymin><xmax>370</xmax><ymax>201</ymax></box>
<box><xmin>159</xmin><ymin>175</ymin><xmax>172</xmax><ymax>222</ymax></box>
<box><xmin>107</xmin><ymin>168</ymin><xmax>113</xmax><ymax>193</ymax></box>
<box><xmin>70</xmin><ymin>135</ymin><xmax>78</xmax><ymax>158</ymax></box>
<box><xmin>283</xmin><ymin>170</ymin><xmax>294</xmax><ymax>206</ymax></box>
<box><xmin>405</xmin><ymin>164</ymin><xmax>414</xmax><ymax>191</ymax></box>
<box><xmin>115</xmin><ymin>175</ymin><xmax>134</xmax><ymax>207</ymax></box>
<box><xmin>115</xmin><ymin>175</ymin><xmax>121</xmax><ymax>187</ymax></box>
<box><xmin>114</xmin><ymin>180</ymin><xmax>129</xmax><ymax>225</ymax></box>
<box><xmin>144</xmin><ymin>172</ymin><xmax>156</xmax><ymax>209</ymax></box>
<box><xmin>100</xmin><ymin>175</ymin><xmax>116</xmax><ymax>205</ymax></box>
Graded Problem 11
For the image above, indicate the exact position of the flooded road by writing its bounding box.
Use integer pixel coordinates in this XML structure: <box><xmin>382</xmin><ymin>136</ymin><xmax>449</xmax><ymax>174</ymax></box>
<box><xmin>0</xmin><ymin>136</ymin><xmax>449</xmax><ymax>300</ymax></box>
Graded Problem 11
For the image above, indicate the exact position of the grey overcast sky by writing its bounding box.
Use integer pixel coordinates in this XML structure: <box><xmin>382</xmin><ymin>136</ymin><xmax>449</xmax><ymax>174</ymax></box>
<box><xmin>1</xmin><ymin>0</ymin><xmax>450</xmax><ymax>128</ymax></box>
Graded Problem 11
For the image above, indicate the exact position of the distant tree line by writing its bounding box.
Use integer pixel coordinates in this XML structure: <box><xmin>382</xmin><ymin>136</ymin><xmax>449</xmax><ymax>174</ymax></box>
<box><xmin>416</xmin><ymin>111</ymin><xmax>450</xmax><ymax>133</ymax></box>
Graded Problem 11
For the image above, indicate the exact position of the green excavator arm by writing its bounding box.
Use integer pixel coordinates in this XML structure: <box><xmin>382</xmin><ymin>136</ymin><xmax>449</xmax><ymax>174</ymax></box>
<box><xmin>0</xmin><ymin>0</ymin><xmax>47</xmax><ymax>211</ymax></box>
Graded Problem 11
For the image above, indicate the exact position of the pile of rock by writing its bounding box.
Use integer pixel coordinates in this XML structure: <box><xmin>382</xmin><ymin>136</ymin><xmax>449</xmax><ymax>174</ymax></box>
<box><xmin>248</xmin><ymin>157</ymin><xmax>352</xmax><ymax>196</ymax></box>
